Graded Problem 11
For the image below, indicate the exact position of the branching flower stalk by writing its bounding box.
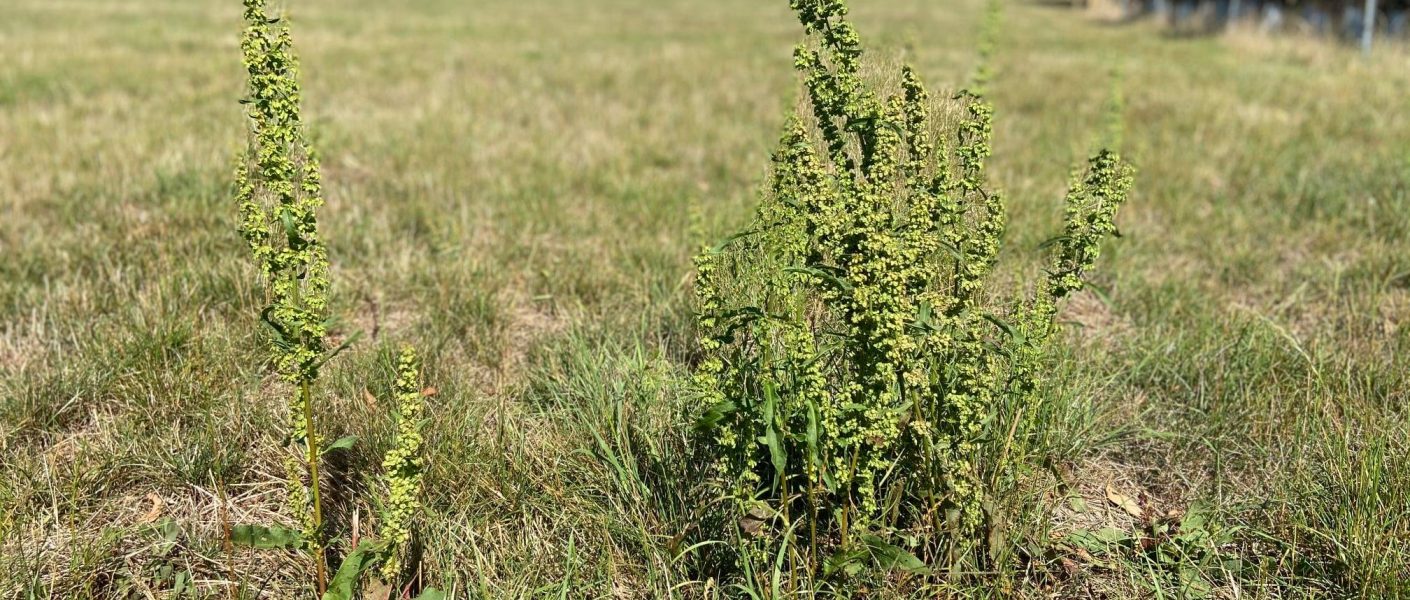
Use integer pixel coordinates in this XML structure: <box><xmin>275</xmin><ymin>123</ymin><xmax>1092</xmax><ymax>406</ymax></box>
<box><xmin>693</xmin><ymin>0</ymin><xmax>1133</xmax><ymax>582</ymax></box>
<box><xmin>380</xmin><ymin>346</ymin><xmax>426</xmax><ymax>583</ymax></box>
<box><xmin>234</xmin><ymin>0</ymin><xmax>335</xmax><ymax>592</ymax></box>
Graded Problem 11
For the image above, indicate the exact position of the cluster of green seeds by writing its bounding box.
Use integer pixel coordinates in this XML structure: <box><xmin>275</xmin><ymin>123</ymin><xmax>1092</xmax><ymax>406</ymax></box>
<box><xmin>379</xmin><ymin>346</ymin><xmax>426</xmax><ymax>582</ymax></box>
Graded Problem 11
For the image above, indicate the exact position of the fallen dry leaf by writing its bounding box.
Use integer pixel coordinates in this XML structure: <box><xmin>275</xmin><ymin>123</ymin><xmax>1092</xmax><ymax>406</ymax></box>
<box><xmin>1074</xmin><ymin>547</ymin><xmax>1095</xmax><ymax>563</ymax></box>
<box><xmin>421</xmin><ymin>386</ymin><xmax>439</xmax><ymax>397</ymax></box>
<box><xmin>137</xmin><ymin>493</ymin><xmax>163</xmax><ymax>524</ymax></box>
<box><xmin>739</xmin><ymin>506</ymin><xmax>771</xmax><ymax>537</ymax></box>
<box><xmin>1105</xmin><ymin>484</ymin><xmax>1144</xmax><ymax>519</ymax></box>
<box><xmin>360</xmin><ymin>578</ymin><xmax>393</xmax><ymax>600</ymax></box>
<box><xmin>1060</xmin><ymin>557</ymin><xmax>1080</xmax><ymax>577</ymax></box>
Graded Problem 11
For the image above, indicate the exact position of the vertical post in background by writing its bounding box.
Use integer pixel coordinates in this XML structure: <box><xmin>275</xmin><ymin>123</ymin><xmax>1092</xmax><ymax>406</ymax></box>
<box><xmin>1363</xmin><ymin>0</ymin><xmax>1379</xmax><ymax>54</ymax></box>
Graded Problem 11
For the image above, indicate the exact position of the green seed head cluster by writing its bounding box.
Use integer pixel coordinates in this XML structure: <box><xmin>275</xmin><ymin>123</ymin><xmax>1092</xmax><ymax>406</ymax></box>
<box><xmin>1040</xmin><ymin>149</ymin><xmax>1134</xmax><ymax>321</ymax></box>
<box><xmin>693</xmin><ymin>0</ymin><xmax>1133</xmax><ymax>576</ymax></box>
<box><xmin>380</xmin><ymin>346</ymin><xmax>426</xmax><ymax>582</ymax></box>
<box><xmin>234</xmin><ymin>0</ymin><xmax>334</xmax><ymax>561</ymax></box>
<box><xmin>282</xmin><ymin>455</ymin><xmax>317</xmax><ymax>549</ymax></box>
<box><xmin>234</xmin><ymin>0</ymin><xmax>331</xmax><ymax>443</ymax></box>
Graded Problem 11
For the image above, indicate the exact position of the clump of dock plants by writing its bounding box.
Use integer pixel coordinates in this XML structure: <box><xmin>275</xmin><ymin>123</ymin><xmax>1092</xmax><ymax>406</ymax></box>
<box><xmin>692</xmin><ymin>0</ymin><xmax>1133</xmax><ymax>587</ymax></box>
<box><xmin>233</xmin><ymin>4</ymin><xmax>438</xmax><ymax>597</ymax></box>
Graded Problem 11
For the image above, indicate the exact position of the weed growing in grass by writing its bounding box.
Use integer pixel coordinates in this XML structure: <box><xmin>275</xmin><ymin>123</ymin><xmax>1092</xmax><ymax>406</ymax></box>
<box><xmin>379</xmin><ymin>346</ymin><xmax>427</xmax><ymax>584</ymax></box>
<box><xmin>692</xmin><ymin>0</ymin><xmax>1133</xmax><ymax>588</ymax></box>
<box><xmin>234</xmin><ymin>4</ymin><xmax>438</xmax><ymax>597</ymax></box>
<box><xmin>233</xmin><ymin>0</ymin><xmax>342</xmax><ymax>591</ymax></box>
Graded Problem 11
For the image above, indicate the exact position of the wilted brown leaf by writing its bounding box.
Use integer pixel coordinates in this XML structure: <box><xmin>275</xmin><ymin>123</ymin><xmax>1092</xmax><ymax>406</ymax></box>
<box><xmin>360</xmin><ymin>578</ymin><xmax>393</xmax><ymax>600</ymax></box>
<box><xmin>1105</xmin><ymin>484</ymin><xmax>1144</xmax><ymax>519</ymax></box>
<box><xmin>1074</xmin><ymin>547</ymin><xmax>1095</xmax><ymax>563</ymax></box>
<box><xmin>137</xmin><ymin>493</ymin><xmax>163</xmax><ymax>524</ymax></box>
<box><xmin>739</xmin><ymin>506</ymin><xmax>771</xmax><ymax>537</ymax></box>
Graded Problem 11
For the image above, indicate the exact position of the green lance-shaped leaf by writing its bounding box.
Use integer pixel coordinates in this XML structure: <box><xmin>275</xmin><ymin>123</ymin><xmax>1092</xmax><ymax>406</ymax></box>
<box><xmin>321</xmin><ymin>540</ymin><xmax>386</xmax><ymax>600</ymax></box>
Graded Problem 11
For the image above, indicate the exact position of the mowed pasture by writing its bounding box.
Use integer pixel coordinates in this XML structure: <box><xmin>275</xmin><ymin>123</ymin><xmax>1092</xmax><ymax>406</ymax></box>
<box><xmin>1</xmin><ymin>0</ymin><xmax>1408</xmax><ymax>597</ymax></box>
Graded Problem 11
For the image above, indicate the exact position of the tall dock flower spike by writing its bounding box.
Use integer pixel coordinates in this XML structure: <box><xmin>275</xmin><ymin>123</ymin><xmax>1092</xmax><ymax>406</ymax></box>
<box><xmin>233</xmin><ymin>0</ymin><xmax>336</xmax><ymax>591</ymax></box>
<box><xmin>380</xmin><ymin>346</ymin><xmax>427</xmax><ymax>582</ymax></box>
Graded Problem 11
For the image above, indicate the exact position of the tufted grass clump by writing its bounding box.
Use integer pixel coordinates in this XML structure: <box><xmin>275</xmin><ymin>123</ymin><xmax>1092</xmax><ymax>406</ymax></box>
<box><xmin>692</xmin><ymin>0</ymin><xmax>1133</xmax><ymax>586</ymax></box>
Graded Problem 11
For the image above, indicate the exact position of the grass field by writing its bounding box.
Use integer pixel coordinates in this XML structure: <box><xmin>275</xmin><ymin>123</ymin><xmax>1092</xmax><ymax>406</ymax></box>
<box><xmin>2</xmin><ymin>0</ymin><xmax>1409</xmax><ymax>598</ymax></box>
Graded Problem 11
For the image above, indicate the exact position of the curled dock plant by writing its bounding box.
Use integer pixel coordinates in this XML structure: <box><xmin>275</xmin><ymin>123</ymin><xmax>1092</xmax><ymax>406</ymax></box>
<box><xmin>692</xmin><ymin>0</ymin><xmax>1133</xmax><ymax>586</ymax></box>
<box><xmin>233</xmin><ymin>0</ymin><xmax>346</xmax><ymax>592</ymax></box>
